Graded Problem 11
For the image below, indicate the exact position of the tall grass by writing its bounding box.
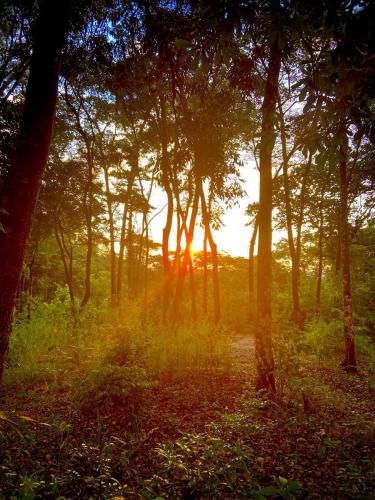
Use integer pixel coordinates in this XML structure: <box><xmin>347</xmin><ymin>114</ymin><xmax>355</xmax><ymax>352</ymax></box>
<box><xmin>6</xmin><ymin>287</ymin><xmax>231</xmax><ymax>388</ymax></box>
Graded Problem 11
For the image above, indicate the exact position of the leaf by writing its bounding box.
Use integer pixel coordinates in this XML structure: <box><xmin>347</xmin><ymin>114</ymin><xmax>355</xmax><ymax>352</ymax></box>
<box><xmin>286</xmin><ymin>481</ymin><xmax>302</xmax><ymax>494</ymax></box>
<box><xmin>278</xmin><ymin>476</ymin><xmax>288</xmax><ymax>487</ymax></box>
<box><xmin>175</xmin><ymin>38</ymin><xmax>190</xmax><ymax>50</ymax></box>
<box><xmin>256</xmin><ymin>485</ymin><xmax>280</xmax><ymax>496</ymax></box>
<box><xmin>18</xmin><ymin>415</ymin><xmax>50</xmax><ymax>427</ymax></box>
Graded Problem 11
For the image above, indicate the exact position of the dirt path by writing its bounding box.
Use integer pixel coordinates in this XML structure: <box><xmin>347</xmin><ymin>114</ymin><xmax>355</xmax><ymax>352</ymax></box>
<box><xmin>231</xmin><ymin>335</ymin><xmax>255</xmax><ymax>364</ymax></box>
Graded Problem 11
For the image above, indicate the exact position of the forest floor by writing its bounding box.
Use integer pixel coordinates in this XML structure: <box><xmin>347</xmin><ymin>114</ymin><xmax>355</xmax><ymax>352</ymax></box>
<box><xmin>1</xmin><ymin>334</ymin><xmax>375</xmax><ymax>499</ymax></box>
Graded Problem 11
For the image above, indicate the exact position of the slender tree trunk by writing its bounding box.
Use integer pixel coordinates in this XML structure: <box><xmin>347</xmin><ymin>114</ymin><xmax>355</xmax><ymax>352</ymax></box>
<box><xmin>171</xmin><ymin>179</ymin><xmax>193</xmax><ymax>277</ymax></box>
<box><xmin>162</xmin><ymin>182</ymin><xmax>174</xmax><ymax>321</ymax></box>
<box><xmin>26</xmin><ymin>255</ymin><xmax>35</xmax><ymax>321</ymax></box>
<box><xmin>54</xmin><ymin>217</ymin><xmax>77</xmax><ymax>322</ymax></box>
<box><xmin>188</xmin><ymin>247</ymin><xmax>197</xmax><ymax>321</ymax></box>
<box><xmin>255</xmin><ymin>4</ymin><xmax>281</xmax><ymax>393</ymax></box>
<box><xmin>117</xmin><ymin>180</ymin><xmax>134</xmax><ymax>301</ymax></box>
<box><xmin>174</xmin><ymin>210</ymin><xmax>183</xmax><ymax>273</ymax></box>
<box><xmin>103</xmin><ymin>166</ymin><xmax>117</xmax><ymax>306</ymax></box>
<box><xmin>135</xmin><ymin>212</ymin><xmax>146</xmax><ymax>296</ymax></box>
<box><xmin>200</xmin><ymin>183</ymin><xmax>220</xmax><ymax>324</ymax></box>
<box><xmin>0</xmin><ymin>0</ymin><xmax>69</xmax><ymax>382</ymax></box>
<box><xmin>338</xmin><ymin>142</ymin><xmax>356</xmax><ymax>371</ymax></box>
<box><xmin>172</xmin><ymin>189</ymin><xmax>199</xmax><ymax>325</ymax></box>
<box><xmin>144</xmin><ymin>213</ymin><xmax>150</xmax><ymax>306</ymax></box>
<box><xmin>81</xmin><ymin>153</ymin><xmax>94</xmax><ymax>308</ymax></box>
<box><xmin>203</xmin><ymin>230</ymin><xmax>208</xmax><ymax>315</ymax></box>
<box><xmin>159</xmin><ymin>90</ymin><xmax>174</xmax><ymax>322</ymax></box>
<box><xmin>127</xmin><ymin>207</ymin><xmax>134</xmax><ymax>298</ymax></box>
<box><xmin>249</xmin><ymin>216</ymin><xmax>258</xmax><ymax>320</ymax></box>
<box><xmin>64</xmin><ymin>89</ymin><xmax>94</xmax><ymax>309</ymax></box>
<box><xmin>278</xmin><ymin>99</ymin><xmax>302</xmax><ymax>327</ymax></box>
<box><xmin>294</xmin><ymin>156</ymin><xmax>312</xmax><ymax>326</ymax></box>
<box><xmin>315</xmin><ymin>188</ymin><xmax>325</xmax><ymax>317</ymax></box>
<box><xmin>335</xmin><ymin>213</ymin><xmax>342</xmax><ymax>274</ymax></box>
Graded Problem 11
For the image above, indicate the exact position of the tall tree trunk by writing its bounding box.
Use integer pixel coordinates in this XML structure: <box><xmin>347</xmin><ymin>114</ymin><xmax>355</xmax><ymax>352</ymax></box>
<box><xmin>103</xmin><ymin>165</ymin><xmax>117</xmax><ymax>306</ymax></box>
<box><xmin>162</xmin><ymin>182</ymin><xmax>174</xmax><ymax>321</ymax></box>
<box><xmin>172</xmin><ymin>189</ymin><xmax>199</xmax><ymax>325</ymax></box>
<box><xmin>144</xmin><ymin>212</ymin><xmax>150</xmax><ymax>307</ymax></box>
<box><xmin>54</xmin><ymin>216</ymin><xmax>77</xmax><ymax>322</ymax></box>
<box><xmin>202</xmin><ymin>229</ymin><xmax>208</xmax><ymax>315</ymax></box>
<box><xmin>200</xmin><ymin>183</ymin><xmax>221</xmax><ymax>324</ymax></box>
<box><xmin>81</xmin><ymin>152</ymin><xmax>94</xmax><ymax>308</ymax></box>
<box><xmin>127</xmin><ymin>207</ymin><xmax>134</xmax><ymax>298</ymax></box>
<box><xmin>294</xmin><ymin>156</ymin><xmax>312</xmax><ymax>326</ymax></box>
<box><xmin>338</xmin><ymin>142</ymin><xmax>356</xmax><ymax>371</ymax></box>
<box><xmin>117</xmin><ymin>174</ymin><xmax>135</xmax><ymax>301</ymax></box>
<box><xmin>249</xmin><ymin>216</ymin><xmax>258</xmax><ymax>321</ymax></box>
<box><xmin>255</xmin><ymin>3</ymin><xmax>281</xmax><ymax>393</ymax></box>
<box><xmin>278</xmin><ymin>99</ymin><xmax>302</xmax><ymax>327</ymax></box>
<box><xmin>135</xmin><ymin>212</ymin><xmax>146</xmax><ymax>296</ymax></box>
<box><xmin>335</xmin><ymin>213</ymin><xmax>342</xmax><ymax>274</ymax></box>
<box><xmin>159</xmin><ymin>91</ymin><xmax>174</xmax><ymax>322</ymax></box>
<box><xmin>64</xmin><ymin>89</ymin><xmax>94</xmax><ymax>309</ymax></box>
<box><xmin>0</xmin><ymin>0</ymin><xmax>69</xmax><ymax>382</ymax></box>
<box><xmin>174</xmin><ymin>210</ymin><xmax>183</xmax><ymax>274</ymax></box>
<box><xmin>315</xmin><ymin>185</ymin><xmax>325</xmax><ymax>317</ymax></box>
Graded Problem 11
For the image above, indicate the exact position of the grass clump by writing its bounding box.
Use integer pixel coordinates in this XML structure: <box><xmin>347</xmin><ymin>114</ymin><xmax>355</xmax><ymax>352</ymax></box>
<box><xmin>74</xmin><ymin>364</ymin><xmax>154</xmax><ymax>415</ymax></box>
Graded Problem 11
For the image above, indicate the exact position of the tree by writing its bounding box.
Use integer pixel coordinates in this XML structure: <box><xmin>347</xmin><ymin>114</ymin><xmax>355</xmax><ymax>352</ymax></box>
<box><xmin>254</xmin><ymin>0</ymin><xmax>282</xmax><ymax>393</ymax></box>
<box><xmin>0</xmin><ymin>0</ymin><xmax>70</xmax><ymax>381</ymax></box>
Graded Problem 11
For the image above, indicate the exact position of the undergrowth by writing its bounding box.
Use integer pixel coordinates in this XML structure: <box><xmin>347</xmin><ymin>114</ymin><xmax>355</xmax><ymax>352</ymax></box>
<box><xmin>6</xmin><ymin>290</ymin><xmax>231</xmax><ymax>391</ymax></box>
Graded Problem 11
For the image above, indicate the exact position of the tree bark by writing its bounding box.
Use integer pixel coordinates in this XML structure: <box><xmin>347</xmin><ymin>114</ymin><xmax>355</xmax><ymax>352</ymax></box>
<box><xmin>159</xmin><ymin>91</ymin><xmax>174</xmax><ymax>322</ymax></box>
<box><xmin>54</xmin><ymin>216</ymin><xmax>77</xmax><ymax>323</ymax></box>
<box><xmin>255</xmin><ymin>3</ymin><xmax>282</xmax><ymax>393</ymax></box>
<box><xmin>278</xmin><ymin>98</ymin><xmax>302</xmax><ymax>327</ymax></box>
<box><xmin>202</xmin><ymin>229</ymin><xmax>208</xmax><ymax>315</ymax></box>
<box><xmin>315</xmin><ymin>184</ymin><xmax>325</xmax><ymax>317</ymax></box>
<box><xmin>249</xmin><ymin>216</ymin><xmax>258</xmax><ymax>321</ymax></box>
<box><xmin>127</xmin><ymin>206</ymin><xmax>134</xmax><ymax>298</ymax></box>
<box><xmin>103</xmin><ymin>165</ymin><xmax>117</xmax><ymax>306</ymax></box>
<box><xmin>63</xmin><ymin>89</ymin><xmax>94</xmax><ymax>309</ymax></box>
<box><xmin>117</xmin><ymin>169</ymin><xmax>136</xmax><ymax>301</ymax></box>
<box><xmin>172</xmin><ymin>189</ymin><xmax>199</xmax><ymax>325</ymax></box>
<box><xmin>338</xmin><ymin>141</ymin><xmax>357</xmax><ymax>371</ymax></box>
<box><xmin>0</xmin><ymin>0</ymin><xmax>69</xmax><ymax>382</ymax></box>
<box><xmin>81</xmin><ymin>163</ymin><xmax>93</xmax><ymax>308</ymax></box>
<box><xmin>162</xmin><ymin>181</ymin><xmax>174</xmax><ymax>321</ymax></box>
<box><xmin>200</xmin><ymin>183</ymin><xmax>221</xmax><ymax>324</ymax></box>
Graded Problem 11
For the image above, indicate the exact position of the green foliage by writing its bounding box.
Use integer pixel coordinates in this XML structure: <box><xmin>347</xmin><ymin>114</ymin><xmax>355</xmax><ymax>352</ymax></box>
<box><xmin>300</xmin><ymin>318</ymin><xmax>342</xmax><ymax>362</ymax></box>
<box><xmin>135</xmin><ymin>432</ymin><xmax>302</xmax><ymax>499</ymax></box>
<box><xmin>273</xmin><ymin>320</ymin><xmax>348</xmax><ymax>410</ymax></box>
<box><xmin>147</xmin><ymin>433</ymin><xmax>255</xmax><ymax>497</ymax></box>
<box><xmin>256</xmin><ymin>477</ymin><xmax>302</xmax><ymax>499</ymax></box>
<box><xmin>74</xmin><ymin>364</ymin><xmax>153</xmax><ymax>415</ymax></box>
<box><xmin>356</xmin><ymin>334</ymin><xmax>375</xmax><ymax>372</ymax></box>
<box><xmin>7</xmin><ymin>287</ymin><xmax>73</xmax><ymax>384</ymax></box>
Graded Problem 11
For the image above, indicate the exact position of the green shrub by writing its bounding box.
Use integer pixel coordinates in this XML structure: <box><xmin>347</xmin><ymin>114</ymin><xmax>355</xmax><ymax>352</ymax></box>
<box><xmin>138</xmin><ymin>432</ymin><xmax>301</xmax><ymax>499</ymax></box>
<box><xmin>299</xmin><ymin>318</ymin><xmax>342</xmax><ymax>362</ymax></box>
<box><xmin>74</xmin><ymin>364</ymin><xmax>154</xmax><ymax>415</ymax></box>
<box><xmin>356</xmin><ymin>334</ymin><xmax>375</xmax><ymax>371</ymax></box>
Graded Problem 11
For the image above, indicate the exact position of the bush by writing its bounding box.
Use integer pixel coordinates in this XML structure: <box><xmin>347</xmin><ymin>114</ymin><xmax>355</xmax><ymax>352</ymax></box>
<box><xmin>74</xmin><ymin>364</ymin><xmax>154</xmax><ymax>415</ymax></box>
<box><xmin>299</xmin><ymin>318</ymin><xmax>342</xmax><ymax>362</ymax></box>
